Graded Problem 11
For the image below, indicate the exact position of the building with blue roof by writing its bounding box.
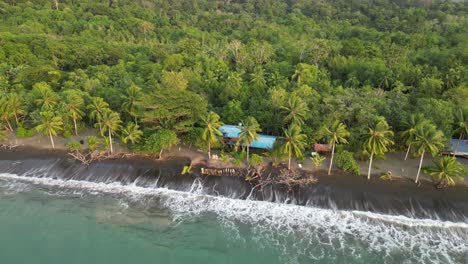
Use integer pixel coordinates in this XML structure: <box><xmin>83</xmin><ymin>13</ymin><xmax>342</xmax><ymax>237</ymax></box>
<box><xmin>219</xmin><ymin>125</ymin><xmax>277</xmax><ymax>149</ymax></box>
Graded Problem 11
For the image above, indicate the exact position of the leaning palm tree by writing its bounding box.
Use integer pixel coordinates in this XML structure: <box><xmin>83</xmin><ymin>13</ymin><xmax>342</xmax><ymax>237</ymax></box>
<box><xmin>425</xmin><ymin>156</ymin><xmax>466</xmax><ymax>188</ymax></box>
<box><xmin>363</xmin><ymin>118</ymin><xmax>394</xmax><ymax>180</ymax></box>
<box><xmin>201</xmin><ymin>111</ymin><xmax>223</xmax><ymax>159</ymax></box>
<box><xmin>281</xmin><ymin>124</ymin><xmax>307</xmax><ymax>170</ymax></box>
<box><xmin>280</xmin><ymin>95</ymin><xmax>309</xmax><ymax>127</ymax></box>
<box><xmin>0</xmin><ymin>97</ymin><xmax>14</xmax><ymax>131</ymax></box>
<box><xmin>321</xmin><ymin>121</ymin><xmax>350</xmax><ymax>175</ymax></box>
<box><xmin>412</xmin><ymin>123</ymin><xmax>445</xmax><ymax>184</ymax></box>
<box><xmin>7</xmin><ymin>93</ymin><xmax>25</xmax><ymax>126</ymax></box>
<box><xmin>237</xmin><ymin>116</ymin><xmax>261</xmax><ymax>164</ymax></box>
<box><xmin>87</xmin><ymin>97</ymin><xmax>109</xmax><ymax>133</ymax></box>
<box><xmin>121</xmin><ymin>122</ymin><xmax>143</xmax><ymax>145</ymax></box>
<box><xmin>100</xmin><ymin>110</ymin><xmax>122</xmax><ymax>154</ymax></box>
<box><xmin>35</xmin><ymin>111</ymin><xmax>63</xmax><ymax>149</ymax></box>
<box><xmin>400</xmin><ymin>113</ymin><xmax>429</xmax><ymax>160</ymax></box>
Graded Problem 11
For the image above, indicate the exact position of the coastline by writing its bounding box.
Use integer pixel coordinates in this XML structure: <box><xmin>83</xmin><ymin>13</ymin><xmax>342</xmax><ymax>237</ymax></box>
<box><xmin>0</xmin><ymin>146</ymin><xmax>466</xmax><ymax>205</ymax></box>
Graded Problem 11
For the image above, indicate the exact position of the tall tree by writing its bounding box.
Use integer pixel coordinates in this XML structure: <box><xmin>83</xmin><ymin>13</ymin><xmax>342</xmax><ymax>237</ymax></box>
<box><xmin>280</xmin><ymin>95</ymin><xmax>309</xmax><ymax>127</ymax></box>
<box><xmin>425</xmin><ymin>156</ymin><xmax>466</xmax><ymax>188</ymax></box>
<box><xmin>400</xmin><ymin>114</ymin><xmax>429</xmax><ymax>160</ymax></box>
<box><xmin>122</xmin><ymin>85</ymin><xmax>143</xmax><ymax>125</ymax></box>
<box><xmin>35</xmin><ymin>111</ymin><xmax>63</xmax><ymax>149</ymax></box>
<box><xmin>453</xmin><ymin>109</ymin><xmax>468</xmax><ymax>154</ymax></box>
<box><xmin>363</xmin><ymin>118</ymin><xmax>394</xmax><ymax>180</ymax></box>
<box><xmin>321</xmin><ymin>121</ymin><xmax>350</xmax><ymax>175</ymax></box>
<box><xmin>63</xmin><ymin>90</ymin><xmax>85</xmax><ymax>136</ymax></box>
<box><xmin>413</xmin><ymin>123</ymin><xmax>445</xmax><ymax>184</ymax></box>
<box><xmin>201</xmin><ymin>111</ymin><xmax>223</xmax><ymax>159</ymax></box>
<box><xmin>100</xmin><ymin>109</ymin><xmax>122</xmax><ymax>154</ymax></box>
<box><xmin>237</xmin><ymin>116</ymin><xmax>261</xmax><ymax>164</ymax></box>
<box><xmin>0</xmin><ymin>97</ymin><xmax>14</xmax><ymax>131</ymax></box>
<box><xmin>281</xmin><ymin>124</ymin><xmax>307</xmax><ymax>170</ymax></box>
<box><xmin>33</xmin><ymin>83</ymin><xmax>59</xmax><ymax>111</ymax></box>
<box><xmin>87</xmin><ymin>97</ymin><xmax>109</xmax><ymax>133</ymax></box>
<box><xmin>6</xmin><ymin>93</ymin><xmax>25</xmax><ymax>126</ymax></box>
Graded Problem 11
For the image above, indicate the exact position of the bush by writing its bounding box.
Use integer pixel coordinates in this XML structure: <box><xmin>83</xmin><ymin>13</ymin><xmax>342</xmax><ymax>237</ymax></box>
<box><xmin>334</xmin><ymin>151</ymin><xmax>360</xmax><ymax>176</ymax></box>
<box><xmin>311</xmin><ymin>154</ymin><xmax>326</xmax><ymax>167</ymax></box>
<box><xmin>250</xmin><ymin>154</ymin><xmax>263</xmax><ymax>166</ymax></box>
<box><xmin>86</xmin><ymin>136</ymin><xmax>100</xmax><ymax>151</ymax></box>
<box><xmin>66</xmin><ymin>141</ymin><xmax>81</xmax><ymax>152</ymax></box>
<box><xmin>143</xmin><ymin>129</ymin><xmax>178</xmax><ymax>157</ymax></box>
<box><xmin>62</xmin><ymin>130</ymin><xmax>72</xmax><ymax>139</ymax></box>
<box><xmin>16</xmin><ymin>127</ymin><xmax>34</xmax><ymax>138</ymax></box>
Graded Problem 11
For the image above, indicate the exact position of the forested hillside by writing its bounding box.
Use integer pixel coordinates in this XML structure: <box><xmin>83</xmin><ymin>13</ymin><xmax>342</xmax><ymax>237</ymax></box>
<box><xmin>0</xmin><ymin>0</ymin><xmax>467</xmax><ymax>155</ymax></box>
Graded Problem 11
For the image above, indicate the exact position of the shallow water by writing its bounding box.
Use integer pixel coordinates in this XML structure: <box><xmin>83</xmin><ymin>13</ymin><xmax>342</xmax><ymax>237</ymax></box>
<box><xmin>0</xmin><ymin>173</ymin><xmax>467</xmax><ymax>264</ymax></box>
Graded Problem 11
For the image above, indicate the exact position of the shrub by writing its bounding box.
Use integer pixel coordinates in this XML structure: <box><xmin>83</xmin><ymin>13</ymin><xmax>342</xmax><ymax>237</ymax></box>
<box><xmin>220</xmin><ymin>153</ymin><xmax>232</xmax><ymax>164</ymax></box>
<box><xmin>66</xmin><ymin>141</ymin><xmax>81</xmax><ymax>152</ymax></box>
<box><xmin>143</xmin><ymin>129</ymin><xmax>178</xmax><ymax>158</ymax></box>
<box><xmin>16</xmin><ymin>127</ymin><xmax>34</xmax><ymax>138</ymax></box>
<box><xmin>62</xmin><ymin>130</ymin><xmax>72</xmax><ymax>139</ymax></box>
<box><xmin>250</xmin><ymin>154</ymin><xmax>263</xmax><ymax>166</ymax></box>
<box><xmin>86</xmin><ymin>136</ymin><xmax>100</xmax><ymax>151</ymax></box>
<box><xmin>311</xmin><ymin>154</ymin><xmax>326</xmax><ymax>167</ymax></box>
<box><xmin>334</xmin><ymin>151</ymin><xmax>360</xmax><ymax>176</ymax></box>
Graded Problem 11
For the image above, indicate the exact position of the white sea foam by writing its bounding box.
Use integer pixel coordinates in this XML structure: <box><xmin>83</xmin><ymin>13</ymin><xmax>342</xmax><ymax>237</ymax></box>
<box><xmin>0</xmin><ymin>173</ymin><xmax>467</xmax><ymax>264</ymax></box>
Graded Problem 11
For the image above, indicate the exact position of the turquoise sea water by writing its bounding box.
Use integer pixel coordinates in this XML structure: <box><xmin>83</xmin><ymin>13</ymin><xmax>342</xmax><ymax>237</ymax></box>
<box><xmin>0</xmin><ymin>174</ymin><xmax>467</xmax><ymax>264</ymax></box>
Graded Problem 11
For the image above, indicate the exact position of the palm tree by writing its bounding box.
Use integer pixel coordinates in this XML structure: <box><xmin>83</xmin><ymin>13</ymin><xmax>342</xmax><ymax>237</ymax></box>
<box><xmin>0</xmin><ymin>97</ymin><xmax>14</xmax><ymax>131</ymax></box>
<box><xmin>453</xmin><ymin>109</ymin><xmax>468</xmax><ymax>154</ymax></box>
<box><xmin>400</xmin><ymin>114</ymin><xmax>429</xmax><ymax>160</ymax></box>
<box><xmin>280</xmin><ymin>95</ymin><xmax>309</xmax><ymax>126</ymax></box>
<box><xmin>321</xmin><ymin>121</ymin><xmax>350</xmax><ymax>175</ymax></box>
<box><xmin>363</xmin><ymin>118</ymin><xmax>394</xmax><ymax>180</ymax></box>
<box><xmin>425</xmin><ymin>156</ymin><xmax>466</xmax><ymax>188</ymax></box>
<box><xmin>64</xmin><ymin>90</ymin><xmax>85</xmax><ymax>136</ymax></box>
<box><xmin>7</xmin><ymin>93</ymin><xmax>25</xmax><ymax>126</ymax></box>
<box><xmin>122</xmin><ymin>85</ymin><xmax>143</xmax><ymax>125</ymax></box>
<box><xmin>34</xmin><ymin>85</ymin><xmax>58</xmax><ymax>111</ymax></box>
<box><xmin>87</xmin><ymin>97</ymin><xmax>109</xmax><ymax>133</ymax></box>
<box><xmin>100</xmin><ymin>110</ymin><xmax>122</xmax><ymax>154</ymax></box>
<box><xmin>201</xmin><ymin>111</ymin><xmax>223</xmax><ymax>159</ymax></box>
<box><xmin>237</xmin><ymin>116</ymin><xmax>261</xmax><ymax>164</ymax></box>
<box><xmin>35</xmin><ymin>111</ymin><xmax>63</xmax><ymax>149</ymax></box>
<box><xmin>413</xmin><ymin>123</ymin><xmax>445</xmax><ymax>184</ymax></box>
<box><xmin>281</xmin><ymin>124</ymin><xmax>307</xmax><ymax>170</ymax></box>
<box><xmin>121</xmin><ymin>122</ymin><xmax>143</xmax><ymax>145</ymax></box>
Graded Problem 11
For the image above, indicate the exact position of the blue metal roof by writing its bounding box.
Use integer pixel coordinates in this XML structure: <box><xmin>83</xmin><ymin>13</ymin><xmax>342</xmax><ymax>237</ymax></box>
<box><xmin>449</xmin><ymin>139</ymin><xmax>468</xmax><ymax>155</ymax></box>
<box><xmin>219</xmin><ymin>125</ymin><xmax>277</xmax><ymax>149</ymax></box>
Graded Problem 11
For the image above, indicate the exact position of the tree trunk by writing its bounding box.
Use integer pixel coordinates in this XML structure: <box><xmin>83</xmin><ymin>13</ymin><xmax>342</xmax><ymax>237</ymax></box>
<box><xmin>49</xmin><ymin>131</ymin><xmax>55</xmax><ymax>149</ymax></box>
<box><xmin>5</xmin><ymin>118</ymin><xmax>13</xmax><ymax>131</ymax></box>
<box><xmin>208</xmin><ymin>141</ymin><xmax>211</xmax><ymax>159</ymax></box>
<box><xmin>53</xmin><ymin>0</ymin><xmax>58</xmax><ymax>10</ymax></box>
<box><xmin>246</xmin><ymin>146</ymin><xmax>250</xmax><ymax>164</ymax></box>
<box><xmin>367</xmin><ymin>150</ymin><xmax>374</xmax><ymax>180</ymax></box>
<box><xmin>134</xmin><ymin>116</ymin><xmax>138</xmax><ymax>126</ymax></box>
<box><xmin>14</xmin><ymin>113</ymin><xmax>19</xmax><ymax>126</ymax></box>
<box><xmin>328</xmin><ymin>142</ymin><xmax>335</xmax><ymax>175</ymax></box>
<box><xmin>288</xmin><ymin>155</ymin><xmax>291</xmax><ymax>170</ymax></box>
<box><xmin>108</xmin><ymin>128</ymin><xmax>113</xmax><ymax>154</ymax></box>
<box><xmin>159</xmin><ymin>149</ymin><xmax>163</xmax><ymax>159</ymax></box>
<box><xmin>73</xmin><ymin>116</ymin><xmax>78</xmax><ymax>136</ymax></box>
<box><xmin>404</xmin><ymin>145</ymin><xmax>411</xmax><ymax>160</ymax></box>
<box><xmin>454</xmin><ymin>133</ymin><xmax>463</xmax><ymax>157</ymax></box>
<box><xmin>415</xmin><ymin>150</ymin><xmax>425</xmax><ymax>184</ymax></box>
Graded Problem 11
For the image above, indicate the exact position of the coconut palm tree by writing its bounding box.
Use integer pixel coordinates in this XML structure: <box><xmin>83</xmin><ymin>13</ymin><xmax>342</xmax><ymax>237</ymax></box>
<box><xmin>321</xmin><ymin>121</ymin><xmax>350</xmax><ymax>175</ymax></box>
<box><xmin>413</xmin><ymin>123</ymin><xmax>445</xmax><ymax>184</ymax></box>
<box><xmin>280</xmin><ymin>95</ymin><xmax>309</xmax><ymax>126</ymax></box>
<box><xmin>201</xmin><ymin>111</ymin><xmax>223</xmax><ymax>159</ymax></box>
<box><xmin>7</xmin><ymin>93</ymin><xmax>25</xmax><ymax>126</ymax></box>
<box><xmin>122</xmin><ymin>85</ymin><xmax>143</xmax><ymax>125</ymax></box>
<box><xmin>0</xmin><ymin>97</ymin><xmax>14</xmax><ymax>131</ymax></box>
<box><xmin>34</xmin><ymin>84</ymin><xmax>59</xmax><ymax>111</ymax></box>
<box><xmin>237</xmin><ymin>116</ymin><xmax>261</xmax><ymax>164</ymax></box>
<box><xmin>121</xmin><ymin>122</ymin><xmax>143</xmax><ymax>145</ymax></box>
<box><xmin>35</xmin><ymin>111</ymin><xmax>63</xmax><ymax>149</ymax></box>
<box><xmin>63</xmin><ymin>90</ymin><xmax>85</xmax><ymax>136</ymax></box>
<box><xmin>425</xmin><ymin>156</ymin><xmax>466</xmax><ymax>188</ymax></box>
<box><xmin>87</xmin><ymin>97</ymin><xmax>109</xmax><ymax>133</ymax></box>
<box><xmin>281</xmin><ymin>124</ymin><xmax>307</xmax><ymax>170</ymax></box>
<box><xmin>400</xmin><ymin>113</ymin><xmax>429</xmax><ymax>160</ymax></box>
<box><xmin>100</xmin><ymin>109</ymin><xmax>122</xmax><ymax>154</ymax></box>
<box><xmin>363</xmin><ymin>118</ymin><xmax>394</xmax><ymax>180</ymax></box>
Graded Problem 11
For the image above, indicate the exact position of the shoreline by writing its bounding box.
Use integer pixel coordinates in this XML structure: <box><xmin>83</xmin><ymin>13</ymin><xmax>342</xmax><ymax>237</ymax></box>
<box><xmin>0</xmin><ymin>146</ymin><xmax>466</xmax><ymax>204</ymax></box>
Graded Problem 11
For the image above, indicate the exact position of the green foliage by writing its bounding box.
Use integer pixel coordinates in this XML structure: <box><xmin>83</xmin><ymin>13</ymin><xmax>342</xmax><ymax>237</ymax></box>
<box><xmin>86</xmin><ymin>136</ymin><xmax>100</xmax><ymax>152</ymax></box>
<box><xmin>142</xmin><ymin>129</ymin><xmax>178</xmax><ymax>157</ymax></box>
<box><xmin>379</xmin><ymin>171</ymin><xmax>394</xmax><ymax>181</ymax></box>
<box><xmin>335</xmin><ymin>151</ymin><xmax>360</xmax><ymax>176</ymax></box>
<box><xmin>424</xmin><ymin>156</ymin><xmax>466</xmax><ymax>187</ymax></box>
<box><xmin>311</xmin><ymin>154</ymin><xmax>326</xmax><ymax>168</ymax></box>
<box><xmin>66</xmin><ymin>141</ymin><xmax>82</xmax><ymax>152</ymax></box>
<box><xmin>181</xmin><ymin>127</ymin><xmax>205</xmax><ymax>150</ymax></box>
<box><xmin>219</xmin><ymin>153</ymin><xmax>232</xmax><ymax>164</ymax></box>
<box><xmin>62</xmin><ymin>130</ymin><xmax>72</xmax><ymax>139</ymax></box>
<box><xmin>16</xmin><ymin>127</ymin><xmax>34</xmax><ymax>138</ymax></box>
<box><xmin>181</xmin><ymin>165</ymin><xmax>192</xmax><ymax>175</ymax></box>
<box><xmin>250</xmin><ymin>154</ymin><xmax>263</xmax><ymax>167</ymax></box>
